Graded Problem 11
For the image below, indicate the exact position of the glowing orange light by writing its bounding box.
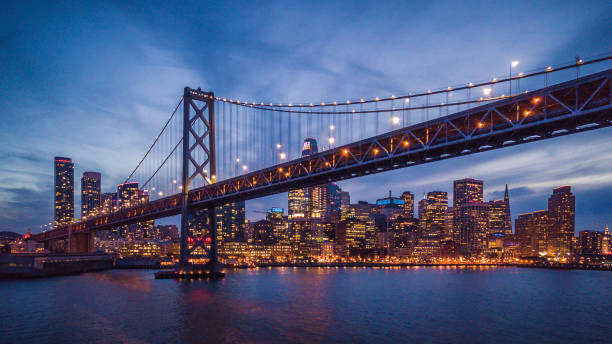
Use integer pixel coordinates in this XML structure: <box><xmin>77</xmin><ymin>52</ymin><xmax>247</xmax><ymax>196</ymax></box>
<box><xmin>373</xmin><ymin>148</ymin><xmax>379</xmax><ymax>154</ymax></box>
<box><xmin>523</xmin><ymin>110</ymin><xmax>531</xmax><ymax>116</ymax></box>
<box><xmin>532</xmin><ymin>97</ymin><xmax>541</xmax><ymax>104</ymax></box>
<box><xmin>477</xmin><ymin>122</ymin><xmax>484</xmax><ymax>128</ymax></box>
<box><xmin>403</xmin><ymin>141</ymin><xmax>409</xmax><ymax>146</ymax></box>
<box><xmin>278</xmin><ymin>168</ymin><xmax>283</xmax><ymax>172</ymax></box>
<box><xmin>342</xmin><ymin>149</ymin><xmax>349</xmax><ymax>155</ymax></box>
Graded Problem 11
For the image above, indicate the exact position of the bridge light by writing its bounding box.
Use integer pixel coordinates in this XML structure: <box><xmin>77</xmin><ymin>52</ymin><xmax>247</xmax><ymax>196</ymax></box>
<box><xmin>236</xmin><ymin>158</ymin><xmax>240</xmax><ymax>162</ymax></box>
<box><xmin>373</xmin><ymin>148</ymin><xmax>379</xmax><ymax>154</ymax></box>
<box><xmin>511</xmin><ymin>60</ymin><xmax>519</xmax><ymax>68</ymax></box>
<box><xmin>477</xmin><ymin>122</ymin><xmax>484</xmax><ymax>128</ymax></box>
<box><xmin>523</xmin><ymin>110</ymin><xmax>531</xmax><ymax>116</ymax></box>
<box><xmin>342</xmin><ymin>149</ymin><xmax>349</xmax><ymax>155</ymax></box>
<box><xmin>172</xmin><ymin>180</ymin><xmax>177</xmax><ymax>184</ymax></box>
<box><xmin>405</xmin><ymin>98</ymin><xmax>410</xmax><ymax>103</ymax></box>
<box><xmin>276</xmin><ymin>143</ymin><xmax>281</xmax><ymax>149</ymax></box>
<box><xmin>242</xmin><ymin>165</ymin><xmax>248</xmax><ymax>171</ymax></box>
<box><xmin>328</xmin><ymin>137</ymin><xmax>335</xmax><ymax>144</ymax></box>
<box><xmin>403</xmin><ymin>140</ymin><xmax>409</xmax><ymax>147</ymax></box>
<box><xmin>158</xmin><ymin>191</ymin><xmax>163</xmax><ymax>196</ymax></box>
<box><xmin>278</xmin><ymin>168</ymin><xmax>283</xmax><ymax>172</ymax></box>
<box><xmin>546</xmin><ymin>66</ymin><xmax>553</xmax><ymax>71</ymax></box>
<box><xmin>391</xmin><ymin>116</ymin><xmax>400</xmax><ymax>125</ymax></box>
<box><xmin>280</xmin><ymin>152</ymin><xmax>286</xmax><ymax>159</ymax></box>
<box><xmin>483</xmin><ymin>88</ymin><xmax>492</xmax><ymax>96</ymax></box>
<box><xmin>532</xmin><ymin>97</ymin><xmax>541</xmax><ymax>104</ymax></box>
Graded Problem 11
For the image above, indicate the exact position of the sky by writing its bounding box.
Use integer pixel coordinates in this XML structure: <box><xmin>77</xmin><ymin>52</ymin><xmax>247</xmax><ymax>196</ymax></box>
<box><xmin>1</xmin><ymin>0</ymin><xmax>612</xmax><ymax>234</ymax></box>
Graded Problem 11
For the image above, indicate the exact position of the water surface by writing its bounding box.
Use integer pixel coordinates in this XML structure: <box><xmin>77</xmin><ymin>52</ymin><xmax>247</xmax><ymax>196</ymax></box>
<box><xmin>2</xmin><ymin>266</ymin><xmax>611</xmax><ymax>343</ymax></box>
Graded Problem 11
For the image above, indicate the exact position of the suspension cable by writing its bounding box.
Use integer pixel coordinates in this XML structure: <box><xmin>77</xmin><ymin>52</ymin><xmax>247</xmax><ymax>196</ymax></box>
<box><xmin>124</xmin><ymin>98</ymin><xmax>183</xmax><ymax>183</ymax></box>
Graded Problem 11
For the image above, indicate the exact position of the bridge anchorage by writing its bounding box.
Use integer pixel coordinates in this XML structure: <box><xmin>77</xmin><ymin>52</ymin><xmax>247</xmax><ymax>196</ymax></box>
<box><xmin>158</xmin><ymin>87</ymin><xmax>223</xmax><ymax>279</ymax></box>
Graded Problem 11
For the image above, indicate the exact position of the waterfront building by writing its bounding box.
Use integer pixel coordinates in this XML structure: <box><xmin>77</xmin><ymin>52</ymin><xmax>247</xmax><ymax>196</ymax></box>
<box><xmin>412</xmin><ymin>232</ymin><xmax>442</xmax><ymax>260</ymax></box>
<box><xmin>266</xmin><ymin>208</ymin><xmax>289</xmax><ymax>244</ymax></box>
<box><xmin>81</xmin><ymin>172</ymin><xmax>101</xmax><ymax>219</ymax></box>
<box><xmin>547</xmin><ymin>186</ymin><xmax>575</xmax><ymax>256</ymax></box>
<box><xmin>400</xmin><ymin>191</ymin><xmax>414</xmax><ymax>219</ymax></box>
<box><xmin>458</xmin><ymin>202</ymin><xmax>490</xmax><ymax>256</ymax></box>
<box><xmin>453</xmin><ymin>178</ymin><xmax>484</xmax><ymax>243</ymax></box>
<box><xmin>578</xmin><ymin>230</ymin><xmax>603</xmax><ymax>255</ymax></box>
<box><xmin>335</xmin><ymin>218</ymin><xmax>368</xmax><ymax>256</ymax></box>
<box><xmin>216</xmin><ymin>201</ymin><xmax>246</xmax><ymax>243</ymax></box>
<box><xmin>515</xmin><ymin>210</ymin><xmax>548</xmax><ymax>256</ymax></box>
<box><xmin>603</xmin><ymin>225</ymin><xmax>611</xmax><ymax>255</ymax></box>
<box><xmin>252</xmin><ymin>220</ymin><xmax>275</xmax><ymax>244</ymax></box>
<box><xmin>54</xmin><ymin>157</ymin><xmax>74</xmax><ymax>226</ymax></box>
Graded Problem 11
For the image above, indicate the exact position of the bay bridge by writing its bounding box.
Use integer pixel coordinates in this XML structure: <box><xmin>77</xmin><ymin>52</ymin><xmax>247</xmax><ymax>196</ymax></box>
<box><xmin>32</xmin><ymin>56</ymin><xmax>612</xmax><ymax>277</ymax></box>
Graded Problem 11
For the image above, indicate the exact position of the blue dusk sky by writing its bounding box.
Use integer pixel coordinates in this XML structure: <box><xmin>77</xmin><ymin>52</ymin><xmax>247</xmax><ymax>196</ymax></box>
<box><xmin>1</xmin><ymin>1</ymin><xmax>612</xmax><ymax>234</ymax></box>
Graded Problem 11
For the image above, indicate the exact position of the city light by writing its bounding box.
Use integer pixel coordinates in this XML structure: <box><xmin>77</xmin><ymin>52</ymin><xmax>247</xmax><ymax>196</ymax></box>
<box><xmin>391</xmin><ymin>116</ymin><xmax>400</xmax><ymax>125</ymax></box>
<box><xmin>280</xmin><ymin>152</ymin><xmax>286</xmax><ymax>159</ymax></box>
<box><xmin>329</xmin><ymin>125</ymin><xmax>335</xmax><ymax>131</ymax></box>
<box><xmin>242</xmin><ymin>165</ymin><xmax>248</xmax><ymax>171</ymax></box>
<box><xmin>276</xmin><ymin>143</ymin><xmax>281</xmax><ymax>149</ymax></box>
<box><xmin>483</xmin><ymin>88</ymin><xmax>492</xmax><ymax>96</ymax></box>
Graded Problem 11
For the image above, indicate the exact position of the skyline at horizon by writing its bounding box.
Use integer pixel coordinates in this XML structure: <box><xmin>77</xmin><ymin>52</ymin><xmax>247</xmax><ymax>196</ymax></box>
<box><xmin>2</xmin><ymin>1</ymin><xmax>612</xmax><ymax>234</ymax></box>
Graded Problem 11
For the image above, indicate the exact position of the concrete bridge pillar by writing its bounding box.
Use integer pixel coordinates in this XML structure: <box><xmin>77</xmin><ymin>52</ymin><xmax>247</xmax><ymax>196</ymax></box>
<box><xmin>67</xmin><ymin>231</ymin><xmax>94</xmax><ymax>254</ymax></box>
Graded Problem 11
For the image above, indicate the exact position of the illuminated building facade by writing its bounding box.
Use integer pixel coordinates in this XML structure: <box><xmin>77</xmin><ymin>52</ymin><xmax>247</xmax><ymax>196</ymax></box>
<box><xmin>376</xmin><ymin>191</ymin><xmax>405</xmax><ymax>221</ymax></box>
<box><xmin>266</xmin><ymin>208</ymin><xmax>288</xmax><ymax>244</ymax></box>
<box><xmin>578</xmin><ymin>230</ymin><xmax>603</xmax><ymax>255</ymax></box>
<box><xmin>547</xmin><ymin>186</ymin><xmax>575</xmax><ymax>256</ymax></box>
<box><xmin>117</xmin><ymin>182</ymin><xmax>140</xmax><ymax>208</ymax></box>
<box><xmin>81</xmin><ymin>172</ymin><xmax>101</xmax><ymax>219</ymax></box>
<box><xmin>54</xmin><ymin>157</ymin><xmax>74</xmax><ymax>226</ymax></box>
<box><xmin>488</xmin><ymin>185</ymin><xmax>512</xmax><ymax>236</ymax></box>
<box><xmin>216</xmin><ymin>201</ymin><xmax>246</xmax><ymax>243</ymax></box>
<box><xmin>400</xmin><ymin>191</ymin><xmax>414</xmax><ymax>218</ymax></box>
<box><xmin>423</xmin><ymin>191</ymin><xmax>448</xmax><ymax>233</ymax></box>
<box><xmin>335</xmin><ymin>218</ymin><xmax>368</xmax><ymax>256</ymax></box>
<box><xmin>453</xmin><ymin>178</ymin><xmax>483</xmax><ymax>242</ymax></box>
<box><xmin>515</xmin><ymin>210</ymin><xmax>548</xmax><ymax>256</ymax></box>
<box><xmin>252</xmin><ymin>220</ymin><xmax>274</xmax><ymax>244</ymax></box>
<box><xmin>458</xmin><ymin>202</ymin><xmax>490</xmax><ymax>255</ymax></box>
<box><xmin>443</xmin><ymin>207</ymin><xmax>454</xmax><ymax>241</ymax></box>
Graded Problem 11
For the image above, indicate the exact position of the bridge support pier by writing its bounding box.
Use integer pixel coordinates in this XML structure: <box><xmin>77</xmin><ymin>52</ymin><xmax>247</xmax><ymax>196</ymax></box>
<box><xmin>67</xmin><ymin>229</ymin><xmax>94</xmax><ymax>254</ymax></box>
<box><xmin>158</xmin><ymin>87</ymin><xmax>223</xmax><ymax>279</ymax></box>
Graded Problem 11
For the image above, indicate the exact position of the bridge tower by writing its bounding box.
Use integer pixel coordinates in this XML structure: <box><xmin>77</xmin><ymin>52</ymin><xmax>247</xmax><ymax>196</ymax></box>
<box><xmin>177</xmin><ymin>87</ymin><xmax>223</xmax><ymax>277</ymax></box>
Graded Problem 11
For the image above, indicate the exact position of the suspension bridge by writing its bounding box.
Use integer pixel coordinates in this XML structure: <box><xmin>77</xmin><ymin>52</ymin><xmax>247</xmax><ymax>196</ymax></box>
<box><xmin>32</xmin><ymin>55</ymin><xmax>612</xmax><ymax>277</ymax></box>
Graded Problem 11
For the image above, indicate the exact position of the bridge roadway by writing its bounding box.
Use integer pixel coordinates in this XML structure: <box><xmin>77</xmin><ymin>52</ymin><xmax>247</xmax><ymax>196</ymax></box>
<box><xmin>33</xmin><ymin>69</ymin><xmax>612</xmax><ymax>244</ymax></box>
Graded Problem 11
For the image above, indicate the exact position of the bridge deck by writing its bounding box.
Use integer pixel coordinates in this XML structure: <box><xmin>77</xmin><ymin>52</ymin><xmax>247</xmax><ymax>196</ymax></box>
<box><xmin>34</xmin><ymin>69</ymin><xmax>612</xmax><ymax>242</ymax></box>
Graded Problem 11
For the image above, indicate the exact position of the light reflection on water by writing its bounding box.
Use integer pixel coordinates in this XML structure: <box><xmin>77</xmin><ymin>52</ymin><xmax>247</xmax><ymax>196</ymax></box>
<box><xmin>1</xmin><ymin>267</ymin><xmax>611</xmax><ymax>343</ymax></box>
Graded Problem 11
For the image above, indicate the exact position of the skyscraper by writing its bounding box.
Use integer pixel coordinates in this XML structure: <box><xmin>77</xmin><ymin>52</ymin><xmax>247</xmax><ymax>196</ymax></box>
<box><xmin>81</xmin><ymin>172</ymin><xmax>101</xmax><ymax>219</ymax></box>
<box><xmin>488</xmin><ymin>185</ymin><xmax>512</xmax><ymax>235</ymax></box>
<box><xmin>453</xmin><ymin>178</ymin><xmax>484</xmax><ymax>242</ymax></box>
<box><xmin>117</xmin><ymin>182</ymin><xmax>140</xmax><ymax>208</ymax></box>
<box><xmin>423</xmin><ymin>191</ymin><xmax>448</xmax><ymax>233</ymax></box>
<box><xmin>458</xmin><ymin>202</ymin><xmax>490</xmax><ymax>255</ymax></box>
<box><xmin>547</xmin><ymin>186</ymin><xmax>575</xmax><ymax>256</ymax></box>
<box><xmin>216</xmin><ymin>201</ymin><xmax>246</xmax><ymax>243</ymax></box>
<box><xmin>400</xmin><ymin>191</ymin><xmax>415</xmax><ymax>218</ymax></box>
<box><xmin>515</xmin><ymin>210</ymin><xmax>548</xmax><ymax>256</ymax></box>
<box><xmin>54</xmin><ymin>157</ymin><xmax>74</xmax><ymax>226</ymax></box>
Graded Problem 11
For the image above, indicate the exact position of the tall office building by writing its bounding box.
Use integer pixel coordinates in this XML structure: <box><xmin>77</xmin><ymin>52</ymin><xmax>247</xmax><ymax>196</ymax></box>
<box><xmin>488</xmin><ymin>185</ymin><xmax>512</xmax><ymax>235</ymax></box>
<box><xmin>453</xmin><ymin>178</ymin><xmax>484</xmax><ymax>242</ymax></box>
<box><xmin>515</xmin><ymin>210</ymin><xmax>548</xmax><ymax>256</ymax></box>
<box><xmin>400</xmin><ymin>191</ymin><xmax>415</xmax><ymax>218</ymax></box>
<box><xmin>81</xmin><ymin>172</ymin><xmax>101</xmax><ymax>219</ymax></box>
<box><xmin>117</xmin><ymin>182</ymin><xmax>140</xmax><ymax>208</ymax></box>
<box><xmin>54</xmin><ymin>157</ymin><xmax>74</xmax><ymax>226</ymax></box>
<box><xmin>216</xmin><ymin>201</ymin><xmax>246</xmax><ymax>243</ymax></box>
<box><xmin>266</xmin><ymin>208</ymin><xmax>289</xmax><ymax>244</ymax></box>
<box><xmin>458</xmin><ymin>202</ymin><xmax>490</xmax><ymax>255</ymax></box>
<box><xmin>423</xmin><ymin>191</ymin><xmax>448</xmax><ymax>233</ymax></box>
<box><xmin>101</xmin><ymin>192</ymin><xmax>117</xmax><ymax>214</ymax></box>
<box><xmin>418</xmin><ymin>195</ymin><xmax>428</xmax><ymax>225</ymax></box>
<box><xmin>547</xmin><ymin>186</ymin><xmax>575</xmax><ymax>256</ymax></box>
<box><xmin>288</xmin><ymin>138</ymin><xmax>320</xmax><ymax>219</ymax></box>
